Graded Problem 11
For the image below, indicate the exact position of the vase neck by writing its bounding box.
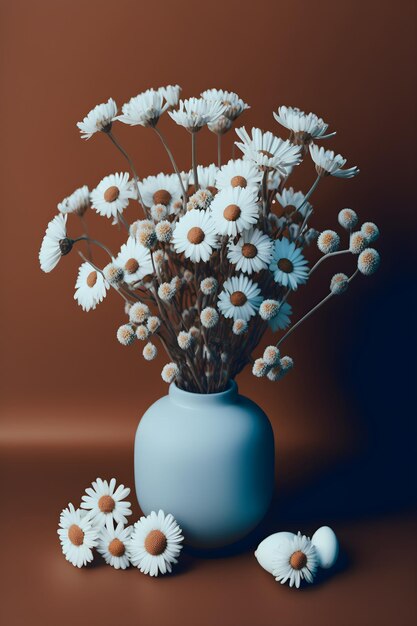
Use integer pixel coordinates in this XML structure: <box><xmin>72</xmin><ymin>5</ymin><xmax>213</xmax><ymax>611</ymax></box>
<box><xmin>169</xmin><ymin>380</ymin><xmax>238</xmax><ymax>408</ymax></box>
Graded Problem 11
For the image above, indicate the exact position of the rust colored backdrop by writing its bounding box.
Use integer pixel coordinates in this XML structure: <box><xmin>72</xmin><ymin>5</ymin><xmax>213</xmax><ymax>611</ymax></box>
<box><xmin>0</xmin><ymin>1</ymin><xmax>416</xmax><ymax>625</ymax></box>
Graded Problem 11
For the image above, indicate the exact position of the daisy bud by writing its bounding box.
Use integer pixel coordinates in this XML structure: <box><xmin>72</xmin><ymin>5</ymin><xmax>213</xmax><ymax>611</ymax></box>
<box><xmin>177</xmin><ymin>331</ymin><xmax>193</xmax><ymax>350</ymax></box>
<box><xmin>280</xmin><ymin>356</ymin><xmax>294</xmax><ymax>373</ymax></box>
<box><xmin>189</xmin><ymin>326</ymin><xmax>200</xmax><ymax>338</ymax></box>
<box><xmin>103</xmin><ymin>263</ymin><xmax>124</xmax><ymax>284</ymax></box>
<box><xmin>263</xmin><ymin>346</ymin><xmax>280</xmax><ymax>366</ymax></box>
<box><xmin>349</xmin><ymin>231</ymin><xmax>368</xmax><ymax>254</ymax></box>
<box><xmin>161</xmin><ymin>362</ymin><xmax>179</xmax><ymax>383</ymax></box>
<box><xmin>338</xmin><ymin>208</ymin><xmax>358</xmax><ymax>230</ymax></box>
<box><xmin>317</xmin><ymin>230</ymin><xmax>340</xmax><ymax>254</ymax></box>
<box><xmin>155</xmin><ymin>220</ymin><xmax>173</xmax><ymax>243</ymax></box>
<box><xmin>330</xmin><ymin>273</ymin><xmax>349</xmax><ymax>295</ymax></box>
<box><xmin>183</xmin><ymin>270</ymin><xmax>194</xmax><ymax>283</ymax></box>
<box><xmin>361</xmin><ymin>221</ymin><xmax>379</xmax><ymax>244</ymax></box>
<box><xmin>267</xmin><ymin>365</ymin><xmax>283</xmax><ymax>382</ymax></box>
<box><xmin>158</xmin><ymin>282</ymin><xmax>175</xmax><ymax>301</ymax></box>
<box><xmin>58</xmin><ymin>237</ymin><xmax>74</xmax><ymax>256</ymax></box>
<box><xmin>259</xmin><ymin>299</ymin><xmax>280</xmax><ymax>321</ymax></box>
<box><xmin>200</xmin><ymin>307</ymin><xmax>219</xmax><ymax>328</ymax></box>
<box><xmin>153</xmin><ymin>250</ymin><xmax>165</xmax><ymax>266</ymax></box>
<box><xmin>138</xmin><ymin>227</ymin><xmax>157</xmax><ymax>249</ymax></box>
<box><xmin>170</xmin><ymin>276</ymin><xmax>182</xmax><ymax>291</ymax></box>
<box><xmin>151</xmin><ymin>203</ymin><xmax>168</xmax><ymax>222</ymax></box>
<box><xmin>136</xmin><ymin>325</ymin><xmax>150</xmax><ymax>341</ymax></box>
<box><xmin>147</xmin><ymin>316</ymin><xmax>161</xmax><ymax>334</ymax></box>
<box><xmin>117</xmin><ymin>324</ymin><xmax>136</xmax><ymax>346</ymax></box>
<box><xmin>304</xmin><ymin>228</ymin><xmax>319</xmax><ymax>245</ymax></box>
<box><xmin>129</xmin><ymin>302</ymin><xmax>150</xmax><ymax>324</ymax></box>
<box><xmin>252</xmin><ymin>358</ymin><xmax>269</xmax><ymax>377</ymax></box>
<box><xmin>232</xmin><ymin>319</ymin><xmax>248</xmax><ymax>335</ymax></box>
<box><xmin>143</xmin><ymin>342</ymin><xmax>157</xmax><ymax>361</ymax></box>
<box><xmin>357</xmin><ymin>248</ymin><xmax>380</xmax><ymax>276</ymax></box>
<box><xmin>200</xmin><ymin>277</ymin><xmax>218</xmax><ymax>295</ymax></box>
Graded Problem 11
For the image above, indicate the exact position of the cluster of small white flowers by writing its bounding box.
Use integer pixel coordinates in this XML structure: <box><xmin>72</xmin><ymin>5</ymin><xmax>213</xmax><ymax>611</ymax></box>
<box><xmin>40</xmin><ymin>86</ymin><xmax>380</xmax><ymax>393</ymax></box>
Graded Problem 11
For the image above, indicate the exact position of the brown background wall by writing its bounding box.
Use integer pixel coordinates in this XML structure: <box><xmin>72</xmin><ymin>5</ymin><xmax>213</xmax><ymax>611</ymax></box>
<box><xmin>0</xmin><ymin>1</ymin><xmax>416</xmax><ymax>625</ymax></box>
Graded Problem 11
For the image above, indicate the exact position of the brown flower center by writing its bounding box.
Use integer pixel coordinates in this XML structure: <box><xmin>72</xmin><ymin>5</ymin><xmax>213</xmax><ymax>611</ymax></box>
<box><xmin>153</xmin><ymin>189</ymin><xmax>172</xmax><ymax>206</ymax></box>
<box><xmin>86</xmin><ymin>271</ymin><xmax>97</xmax><ymax>287</ymax></box>
<box><xmin>108</xmin><ymin>538</ymin><xmax>125</xmax><ymax>557</ymax></box>
<box><xmin>68</xmin><ymin>524</ymin><xmax>84</xmax><ymax>546</ymax></box>
<box><xmin>241</xmin><ymin>243</ymin><xmax>257</xmax><ymax>259</ymax></box>
<box><xmin>98</xmin><ymin>495</ymin><xmax>115</xmax><ymax>513</ymax></box>
<box><xmin>144</xmin><ymin>530</ymin><xmax>167</xmax><ymax>556</ymax></box>
<box><xmin>207</xmin><ymin>185</ymin><xmax>218</xmax><ymax>196</ymax></box>
<box><xmin>230</xmin><ymin>291</ymin><xmax>247</xmax><ymax>306</ymax></box>
<box><xmin>125</xmin><ymin>258</ymin><xmax>139</xmax><ymax>274</ymax></box>
<box><xmin>289</xmin><ymin>550</ymin><xmax>307</xmax><ymax>570</ymax></box>
<box><xmin>104</xmin><ymin>186</ymin><xmax>120</xmax><ymax>202</ymax></box>
<box><xmin>187</xmin><ymin>226</ymin><xmax>205</xmax><ymax>244</ymax></box>
<box><xmin>223</xmin><ymin>204</ymin><xmax>241</xmax><ymax>221</ymax></box>
<box><xmin>231</xmin><ymin>175</ymin><xmax>247</xmax><ymax>188</ymax></box>
<box><xmin>278</xmin><ymin>258</ymin><xmax>294</xmax><ymax>273</ymax></box>
<box><xmin>259</xmin><ymin>149</ymin><xmax>274</xmax><ymax>158</ymax></box>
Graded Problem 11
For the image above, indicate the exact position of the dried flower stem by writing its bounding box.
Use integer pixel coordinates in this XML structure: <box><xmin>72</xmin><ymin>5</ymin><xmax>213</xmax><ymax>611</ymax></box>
<box><xmin>153</xmin><ymin>126</ymin><xmax>188</xmax><ymax>209</ymax></box>
<box><xmin>191</xmin><ymin>132</ymin><xmax>199</xmax><ymax>190</ymax></box>
<box><xmin>107</xmin><ymin>130</ymin><xmax>147</xmax><ymax>214</ymax></box>
<box><xmin>309</xmin><ymin>249</ymin><xmax>350</xmax><ymax>275</ymax></box>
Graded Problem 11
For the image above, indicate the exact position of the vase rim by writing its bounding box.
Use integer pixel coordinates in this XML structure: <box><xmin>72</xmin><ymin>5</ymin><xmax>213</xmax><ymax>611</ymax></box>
<box><xmin>169</xmin><ymin>379</ymin><xmax>238</xmax><ymax>406</ymax></box>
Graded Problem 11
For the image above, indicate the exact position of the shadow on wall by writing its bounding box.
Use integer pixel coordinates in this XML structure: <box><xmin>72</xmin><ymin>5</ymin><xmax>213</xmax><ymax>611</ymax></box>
<box><xmin>270</xmin><ymin>269</ymin><xmax>417</xmax><ymax>527</ymax></box>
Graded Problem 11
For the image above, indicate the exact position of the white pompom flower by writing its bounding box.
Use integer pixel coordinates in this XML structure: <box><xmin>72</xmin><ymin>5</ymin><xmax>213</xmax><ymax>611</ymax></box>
<box><xmin>200</xmin><ymin>307</ymin><xmax>219</xmax><ymax>328</ymax></box>
<box><xmin>161</xmin><ymin>362</ymin><xmax>179</xmax><ymax>383</ymax></box>
<box><xmin>129</xmin><ymin>302</ymin><xmax>150</xmax><ymax>324</ymax></box>
<box><xmin>361</xmin><ymin>222</ymin><xmax>379</xmax><ymax>243</ymax></box>
<box><xmin>263</xmin><ymin>346</ymin><xmax>280</xmax><ymax>366</ymax></box>
<box><xmin>357</xmin><ymin>248</ymin><xmax>380</xmax><ymax>276</ymax></box>
<box><xmin>129</xmin><ymin>510</ymin><xmax>184</xmax><ymax>577</ymax></box>
<box><xmin>349</xmin><ymin>231</ymin><xmax>368</xmax><ymax>254</ymax></box>
<box><xmin>91</xmin><ymin>172</ymin><xmax>136</xmax><ymax>220</ymax></box>
<box><xmin>57</xmin><ymin>503</ymin><xmax>98</xmax><ymax>568</ymax></box>
<box><xmin>77</xmin><ymin>98</ymin><xmax>117</xmax><ymax>139</ymax></box>
<box><xmin>317</xmin><ymin>230</ymin><xmax>340</xmax><ymax>254</ymax></box>
<box><xmin>338</xmin><ymin>208</ymin><xmax>358</xmax><ymax>230</ymax></box>
<box><xmin>80</xmin><ymin>477</ymin><xmax>132</xmax><ymax>528</ymax></box>
<box><xmin>330</xmin><ymin>273</ymin><xmax>349</xmax><ymax>294</ymax></box>
<box><xmin>117</xmin><ymin>324</ymin><xmax>136</xmax><ymax>346</ymax></box>
<box><xmin>252</xmin><ymin>358</ymin><xmax>269</xmax><ymax>377</ymax></box>
<box><xmin>143</xmin><ymin>342</ymin><xmax>158</xmax><ymax>361</ymax></box>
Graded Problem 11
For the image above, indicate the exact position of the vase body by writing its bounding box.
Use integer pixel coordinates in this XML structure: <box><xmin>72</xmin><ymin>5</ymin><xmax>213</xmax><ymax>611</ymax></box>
<box><xmin>134</xmin><ymin>381</ymin><xmax>275</xmax><ymax>549</ymax></box>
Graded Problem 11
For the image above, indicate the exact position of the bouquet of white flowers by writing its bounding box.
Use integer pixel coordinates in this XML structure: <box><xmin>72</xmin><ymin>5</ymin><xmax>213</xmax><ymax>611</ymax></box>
<box><xmin>39</xmin><ymin>86</ymin><xmax>380</xmax><ymax>393</ymax></box>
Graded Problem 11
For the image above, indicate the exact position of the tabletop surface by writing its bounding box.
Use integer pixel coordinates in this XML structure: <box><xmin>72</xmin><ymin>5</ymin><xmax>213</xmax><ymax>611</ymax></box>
<box><xmin>1</xmin><ymin>435</ymin><xmax>416</xmax><ymax>626</ymax></box>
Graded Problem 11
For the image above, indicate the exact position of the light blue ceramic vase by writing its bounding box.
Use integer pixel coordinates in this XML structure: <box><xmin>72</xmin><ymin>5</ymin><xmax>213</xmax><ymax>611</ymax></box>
<box><xmin>134</xmin><ymin>381</ymin><xmax>275</xmax><ymax>549</ymax></box>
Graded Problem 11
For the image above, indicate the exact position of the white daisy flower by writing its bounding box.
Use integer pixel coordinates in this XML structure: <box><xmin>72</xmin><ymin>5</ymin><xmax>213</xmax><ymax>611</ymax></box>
<box><xmin>97</xmin><ymin>520</ymin><xmax>133</xmax><ymax>570</ymax></box>
<box><xmin>118</xmin><ymin>89</ymin><xmax>169</xmax><ymax>127</ymax></box>
<box><xmin>201</xmin><ymin>89</ymin><xmax>250</xmax><ymax>121</ymax></box>
<box><xmin>216</xmin><ymin>158</ymin><xmax>262</xmax><ymax>190</ymax></box>
<box><xmin>172</xmin><ymin>209</ymin><xmax>218</xmax><ymax>262</ymax></box>
<box><xmin>158</xmin><ymin>84</ymin><xmax>181</xmax><ymax>108</ymax></box>
<box><xmin>77</xmin><ymin>98</ymin><xmax>117</xmax><ymax>140</ymax></box>
<box><xmin>169</xmin><ymin>97</ymin><xmax>226</xmax><ymax>132</ymax></box>
<box><xmin>272</xmin><ymin>531</ymin><xmax>319</xmax><ymax>588</ymax></box>
<box><xmin>139</xmin><ymin>172</ymin><xmax>182</xmax><ymax>213</ymax></box>
<box><xmin>269</xmin><ymin>301</ymin><xmax>293</xmax><ymax>332</ymax></box>
<box><xmin>39</xmin><ymin>214</ymin><xmax>71</xmax><ymax>273</ymax></box>
<box><xmin>235</xmin><ymin>127</ymin><xmax>303</xmax><ymax>175</ymax></box>
<box><xmin>74</xmin><ymin>263</ymin><xmax>109</xmax><ymax>312</ymax></box>
<box><xmin>273</xmin><ymin>106</ymin><xmax>336</xmax><ymax>143</ymax></box>
<box><xmin>270</xmin><ymin>238</ymin><xmax>309</xmax><ymax>290</ymax></box>
<box><xmin>129</xmin><ymin>510</ymin><xmax>184</xmax><ymax>577</ymax></box>
<box><xmin>218</xmin><ymin>275</ymin><xmax>262</xmax><ymax>321</ymax></box>
<box><xmin>309</xmin><ymin>144</ymin><xmax>359</xmax><ymax>178</ymax></box>
<box><xmin>276</xmin><ymin>187</ymin><xmax>312</xmax><ymax>220</ymax></box>
<box><xmin>58</xmin><ymin>185</ymin><xmax>90</xmax><ymax>216</ymax></box>
<box><xmin>57</xmin><ymin>503</ymin><xmax>98</xmax><ymax>568</ymax></box>
<box><xmin>210</xmin><ymin>186</ymin><xmax>259</xmax><ymax>237</ymax></box>
<box><xmin>227</xmin><ymin>228</ymin><xmax>273</xmax><ymax>274</ymax></box>
<box><xmin>189</xmin><ymin>163</ymin><xmax>218</xmax><ymax>192</ymax></box>
<box><xmin>80</xmin><ymin>477</ymin><xmax>132</xmax><ymax>528</ymax></box>
<box><xmin>91</xmin><ymin>172</ymin><xmax>136</xmax><ymax>220</ymax></box>
<box><xmin>115</xmin><ymin>236</ymin><xmax>152</xmax><ymax>284</ymax></box>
